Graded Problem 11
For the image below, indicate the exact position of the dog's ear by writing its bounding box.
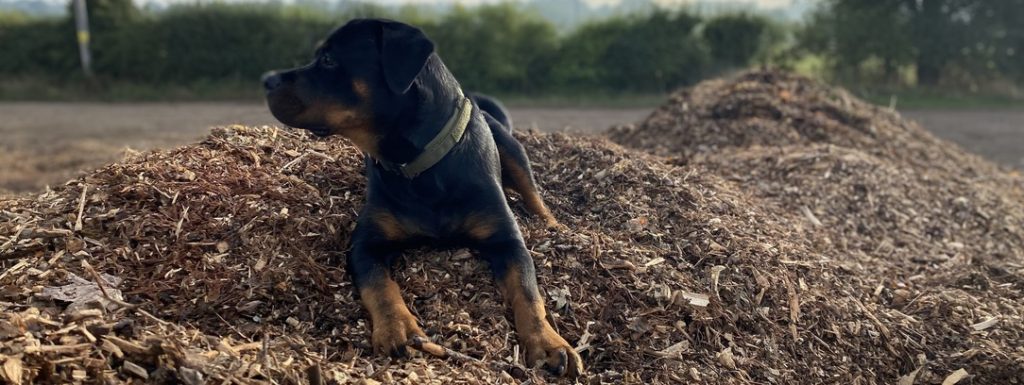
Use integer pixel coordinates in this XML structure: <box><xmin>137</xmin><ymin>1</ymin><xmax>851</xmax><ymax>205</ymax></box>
<box><xmin>379</xmin><ymin>21</ymin><xmax>435</xmax><ymax>94</ymax></box>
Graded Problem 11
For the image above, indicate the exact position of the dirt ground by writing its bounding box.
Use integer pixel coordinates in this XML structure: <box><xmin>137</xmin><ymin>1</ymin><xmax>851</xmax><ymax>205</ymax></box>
<box><xmin>0</xmin><ymin>102</ymin><xmax>1021</xmax><ymax>193</ymax></box>
<box><xmin>900</xmin><ymin>109</ymin><xmax>1024</xmax><ymax>169</ymax></box>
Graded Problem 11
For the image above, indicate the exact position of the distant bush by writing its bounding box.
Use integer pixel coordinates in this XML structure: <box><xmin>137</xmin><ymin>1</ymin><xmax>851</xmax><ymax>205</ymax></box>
<box><xmin>798</xmin><ymin>0</ymin><xmax>1024</xmax><ymax>89</ymax></box>
<box><xmin>419</xmin><ymin>4</ymin><xmax>559</xmax><ymax>94</ymax></box>
<box><xmin>0</xmin><ymin>3</ymin><xmax>781</xmax><ymax>97</ymax></box>
<box><xmin>599</xmin><ymin>12</ymin><xmax>709</xmax><ymax>92</ymax></box>
<box><xmin>103</xmin><ymin>5</ymin><xmax>334</xmax><ymax>83</ymax></box>
<box><xmin>703</xmin><ymin>13</ymin><xmax>781</xmax><ymax>69</ymax></box>
<box><xmin>0</xmin><ymin>16</ymin><xmax>78</xmax><ymax>77</ymax></box>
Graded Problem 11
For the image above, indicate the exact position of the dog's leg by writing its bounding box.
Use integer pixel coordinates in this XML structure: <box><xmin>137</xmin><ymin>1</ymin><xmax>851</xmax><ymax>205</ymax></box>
<box><xmin>470</xmin><ymin>220</ymin><xmax>583</xmax><ymax>376</ymax></box>
<box><xmin>348</xmin><ymin>212</ymin><xmax>426</xmax><ymax>357</ymax></box>
<box><xmin>489</xmin><ymin>121</ymin><xmax>562</xmax><ymax>229</ymax></box>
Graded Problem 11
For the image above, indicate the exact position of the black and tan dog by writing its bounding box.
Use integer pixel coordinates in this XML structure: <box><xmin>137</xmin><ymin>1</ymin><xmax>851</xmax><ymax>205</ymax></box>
<box><xmin>261</xmin><ymin>19</ymin><xmax>582</xmax><ymax>376</ymax></box>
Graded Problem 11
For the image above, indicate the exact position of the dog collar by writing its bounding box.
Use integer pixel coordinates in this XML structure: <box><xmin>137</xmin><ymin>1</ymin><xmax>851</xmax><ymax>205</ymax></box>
<box><xmin>379</xmin><ymin>90</ymin><xmax>473</xmax><ymax>179</ymax></box>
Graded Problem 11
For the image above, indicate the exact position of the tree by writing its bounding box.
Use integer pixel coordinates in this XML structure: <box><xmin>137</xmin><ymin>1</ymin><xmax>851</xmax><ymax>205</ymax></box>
<box><xmin>552</xmin><ymin>18</ymin><xmax>631</xmax><ymax>91</ymax></box>
<box><xmin>900</xmin><ymin>0</ymin><xmax>973</xmax><ymax>86</ymax></box>
<box><xmin>422</xmin><ymin>4</ymin><xmax>558</xmax><ymax>93</ymax></box>
<box><xmin>703</xmin><ymin>13</ymin><xmax>775</xmax><ymax>69</ymax></box>
<box><xmin>798</xmin><ymin>0</ymin><xmax>913</xmax><ymax>83</ymax></box>
<box><xmin>799</xmin><ymin>0</ymin><xmax>1024</xmax><ymax>87</ymax></box>
<box><xmin>600</xmin><ymin>11</ymin><xmax>709</xmax><ymax>91</ymax></box>
<box><xmin>81</xmin><ymin>0</ymin><xmax>140</xmax><ymax>31</ymax></box>
<box><xmin>961</xmin><ymin>0</ymin><xmax>1024</xmax><ymax>83</ymax></box>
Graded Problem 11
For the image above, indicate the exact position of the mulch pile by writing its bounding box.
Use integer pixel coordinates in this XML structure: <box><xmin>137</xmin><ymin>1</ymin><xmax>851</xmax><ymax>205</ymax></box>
<box><xmin>2</xmin><ymin>70</ymin><xmax>1022</xmax><ymax>384</ymax></box>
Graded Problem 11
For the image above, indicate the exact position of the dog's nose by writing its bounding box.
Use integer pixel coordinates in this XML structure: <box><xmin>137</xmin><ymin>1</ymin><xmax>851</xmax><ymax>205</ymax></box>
<box><xmin>262</xmin><ymin>71</ymin><xmax>282</xmax><ymax>91</ymax></box>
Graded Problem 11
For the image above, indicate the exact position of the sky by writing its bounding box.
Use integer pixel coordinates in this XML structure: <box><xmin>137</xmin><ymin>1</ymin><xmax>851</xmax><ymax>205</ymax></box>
<box><xmin>371</xmin><ymin>0</ymin><xmax>801</xmax><ymax>8</ymax></box>
<box><xmin>3</xmin><ymin>0</ymin><xmax>817</xmax><ymax>21</ymax></box>
<box><xmin>25</xmin><ymin>0</ymin><xmax>804</xmax><ymax>9</ymax></box>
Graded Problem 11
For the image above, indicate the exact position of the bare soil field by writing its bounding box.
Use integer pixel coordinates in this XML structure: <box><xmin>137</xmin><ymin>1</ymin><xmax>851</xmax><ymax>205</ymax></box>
<box><xmin>0</xmin><ymin>101</ymin><xmax>1022</xmax><ymax>193</ymax></box>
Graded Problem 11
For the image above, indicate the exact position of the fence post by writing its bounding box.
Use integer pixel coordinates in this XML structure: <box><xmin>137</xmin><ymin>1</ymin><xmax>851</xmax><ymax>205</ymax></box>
<box><xmin>72</xmin><ymin>0</ymin><xmax>94</xmax><ymax>77</ymax></box>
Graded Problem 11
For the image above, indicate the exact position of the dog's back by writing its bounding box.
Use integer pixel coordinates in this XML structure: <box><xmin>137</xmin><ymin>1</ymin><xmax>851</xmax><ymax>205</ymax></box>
<box><xmin>467</xmin><ymin>91</ymin><xmax>512</xmax><ymax>132</ymax></box>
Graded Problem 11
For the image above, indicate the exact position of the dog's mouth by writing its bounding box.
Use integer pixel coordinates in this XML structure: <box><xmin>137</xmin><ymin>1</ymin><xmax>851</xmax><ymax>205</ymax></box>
<box><xmin>266</xmin><ymin>98</ymin><xmax>335</xmax><ymax>138</ymax></box>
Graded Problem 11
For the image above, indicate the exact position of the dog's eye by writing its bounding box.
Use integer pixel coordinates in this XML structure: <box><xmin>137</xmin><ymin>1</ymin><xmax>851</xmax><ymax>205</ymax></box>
<box><xmin>320</xmin><ymin>55</ymin><xmax>337</xmax><ymax>69</ymax></box>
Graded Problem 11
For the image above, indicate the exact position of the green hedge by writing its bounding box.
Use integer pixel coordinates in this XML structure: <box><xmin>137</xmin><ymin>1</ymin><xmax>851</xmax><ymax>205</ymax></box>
<box><xmin>0</xmin><ymin>3</ymin><xmax>781</xmax><ymax>96</ymax></box>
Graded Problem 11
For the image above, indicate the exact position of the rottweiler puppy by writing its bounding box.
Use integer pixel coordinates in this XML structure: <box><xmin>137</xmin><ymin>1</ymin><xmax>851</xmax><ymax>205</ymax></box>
<box><xmin>262</xmin><ymin>18</ymin><xmax>582</xmax><ymax>376</ymax></box>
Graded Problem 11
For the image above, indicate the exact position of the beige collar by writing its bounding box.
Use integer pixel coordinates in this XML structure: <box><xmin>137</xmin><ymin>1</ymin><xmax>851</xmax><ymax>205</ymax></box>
<box><xmin>385</xmin><ymin>90</ymin><xmax>472</xmax><ymax>179</ymax></box>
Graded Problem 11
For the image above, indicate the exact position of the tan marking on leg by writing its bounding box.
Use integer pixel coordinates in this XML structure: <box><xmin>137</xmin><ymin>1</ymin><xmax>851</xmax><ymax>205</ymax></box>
<box><xmin>371</xmin><ymin>211</ymin><xmax>408</xmax><ymax>241</ymax></box>
<box><xmin>360</xmin><ymin>279</ymin><xmax>425</xmax><ymax>356</ymax></box>
<box><xmin>462</xmin><ymin>212</ymin><xmax>498</xmax><ymax>240</ymax></box>
<box><xmin>500</xmin><ymin>151</ymin><xmax>561</xmax><ymax>229</ymax></box>
<box><xmin>499</xmin><ymin>268</ymin><xmax>583</xmax><ymax>376</ymax></box>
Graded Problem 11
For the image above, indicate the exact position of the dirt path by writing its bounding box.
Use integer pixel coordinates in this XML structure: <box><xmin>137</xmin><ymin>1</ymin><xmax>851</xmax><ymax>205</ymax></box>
<box><xmin>0</xmin><ymin>102</ymin><xmax>1020</xmax><ymax>192</ymax></box>
<box><xmin>901</xmin><ymin>109</ymin><xmax>1024</xmax><ymax>169</ymax></box>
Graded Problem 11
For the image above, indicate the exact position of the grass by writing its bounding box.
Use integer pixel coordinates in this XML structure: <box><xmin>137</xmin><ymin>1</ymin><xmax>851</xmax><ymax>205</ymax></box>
<box><xmin>856</xmin><ymin>88</ymin><xmax>1024</xmax><ymax>110</ymax></box>
<box><xmin>785</xmin><ymin>55</ymin><xmax>1024</xmax><ymax>109</ymax></box>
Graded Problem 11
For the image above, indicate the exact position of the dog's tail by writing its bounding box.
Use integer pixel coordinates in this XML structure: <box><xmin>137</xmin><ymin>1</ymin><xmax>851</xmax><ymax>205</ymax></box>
<box><xmin>467</xmin><ymin>91</ymin><xmax>513</xmax><ymax>132</ymax></box>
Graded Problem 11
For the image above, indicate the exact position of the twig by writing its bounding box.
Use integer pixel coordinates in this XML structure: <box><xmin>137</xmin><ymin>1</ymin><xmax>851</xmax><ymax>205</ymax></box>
<box><xmin>82</xmin><ymin>260</ymin><xmax>137</xmax><ymax>309</ymax></box>
<box><xmin>174</xmin><ymin>206</ymin><xmax>189</xmax><ymax>239</ymax></box>
<box><xmin>0</xmin><ymin>225</ymin><xmax>26</xmax><ymax>252</ymax></box>
<box><xmin>408</xmin><ymin>336</ymin><xmax>481</xmax><ymax>363</ymax></box>
<box><xmin>854</xmin><ymin>299</ymin><xmax>892</xmax><ymax>340</ymax></box>
<box><xmin>368</xmin><ymin>358</ymin><xmax>393</xmax><ymax>380</ymax></box>
<box><xmin>280</xmin><ymin>150</ymin><xmax>335</xmax><ymax>172</ymax></box>
<box><xmin>280</xmin><ymin>153</ymin><xmax>309</xmax><ymax>172</ymax></box>
<box><xmin>136</xmin><ymin>308</ymin><xmax>172</xmax><ymax>327</ymax></box>
<box><xmin>74</xmin><ymin>185</ymin><xmax>88</xmax><ymax>232</ymax></box>
<box><xmin>23</xmin><ymin>227</ymin><xmax>74</xmax><ymax>239</ymax></box>
<box><xmin>1</xmin><ymin>245</ymin><xmax>46</xmax><ymax>261</ymax></box>
<box><xmin>305</xmin><ymin>150</ymin><xmax>334</xmax><ymax>161</ymax></box>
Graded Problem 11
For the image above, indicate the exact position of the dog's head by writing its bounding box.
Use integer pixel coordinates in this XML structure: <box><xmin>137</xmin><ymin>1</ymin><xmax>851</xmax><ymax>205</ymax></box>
<box><xmin>262</xmin><ymin>19</ymin><xmax>435</xmax><ymax>154</ymax></box>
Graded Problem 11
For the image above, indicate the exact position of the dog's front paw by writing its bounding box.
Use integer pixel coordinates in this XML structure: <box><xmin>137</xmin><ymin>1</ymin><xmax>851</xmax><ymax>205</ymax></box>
<box><xmin>522</xmin><ymin>325</ymin><xmax>584</xmax><ymax>377</ymax></box>
<box><xmin>543</xmin><ymin>216</ymin><xmax>568</xmax><ymax>232</ymax></box>
<box><xmin>371</xmin><ymin>311</ymin><xmax>427</xmax><ymax>358</ymax></box>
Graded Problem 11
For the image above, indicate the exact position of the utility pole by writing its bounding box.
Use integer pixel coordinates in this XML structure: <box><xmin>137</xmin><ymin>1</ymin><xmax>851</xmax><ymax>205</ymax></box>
<box><xmin>72</xmin><ymin>0</ymin><xmax>94</xmax><ymax>77</ymax></box>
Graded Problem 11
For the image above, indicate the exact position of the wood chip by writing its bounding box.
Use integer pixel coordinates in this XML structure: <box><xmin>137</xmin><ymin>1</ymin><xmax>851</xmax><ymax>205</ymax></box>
<box><xmin>674</xmin><ymin>291</ymin><xmax>710</xmax><ymax>307</ymax></box>
<box><xmin>2</xmin><ymin>357</ymin><xmax>22</xmax><ymax>385</ymax></box>
<box><xmin>104</xmin><ymin>336</ymin><xmax>150</xmax><ymax>357</ymax></box>
<box><xmin>122</xmin><ymin>360</ymin><xmax>149</xmax><ymax>379</ymax></box>
<box><xmin>941</xmin><ymin>368</ymin><xmax>969</xmax><ymax>385</ymax></box>
<box><xmin>716</xmin><ymin>347</ymin><xmax>737</xmax><ymax>370</ymax></box>
<box><xmin>971</xmin><ymin>317</ymin><xmax>999</xmax><ymax>331</ymax></box>
<box><xmin>799</xmin><ymin>206</ymin><xmax>823</xmax><ymax>227</ymax></box>
<box><xmin>898</xmin><ymin>367</ymin><xmax>921</xmax><ymax>385</ymax></box>
<box><xmin>100</xmin><ymin>339</ymin><xmax>124</xmax><ymax>359</ymax></box>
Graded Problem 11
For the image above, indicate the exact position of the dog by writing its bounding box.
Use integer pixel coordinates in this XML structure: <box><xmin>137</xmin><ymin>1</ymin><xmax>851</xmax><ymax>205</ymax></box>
<box><xmin>261</xmin><ymin>18</ymin><xmax>583</xmax><ymax>376</ymax></box>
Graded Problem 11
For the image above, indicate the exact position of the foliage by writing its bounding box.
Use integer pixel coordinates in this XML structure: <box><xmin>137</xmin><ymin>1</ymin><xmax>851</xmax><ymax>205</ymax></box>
<box><xmin>703</xmin><ymin>13</ymin><xmax>778</xmax><ymax>69</ymax></box>
<box><xmin>603</xmin><ymin>12</ymin><xmax>709</xmax><ymax>92</ymax></box>
<box><xmin>551</xmin><ymin>11</ymin><xmax>710</xmax><ymax>93</ymax></box>
<box><xmin>0</xmin><ymin>3</ymin><xmax>785</xmax><ymax>98</ymax></box>
<box><xmin>419</xmin><ymin>4</ymin><xmax>559</xmax><ymax>93</ymax></box>
<box><xmin>800</xmin><ymin>0</ymin><xmax>1024</xmax><ymax>88</ymax></box>
<box><xmin>0</xmin><ymin>15</ymin><xmax>78</xmax><ymax>76</ymax></box>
